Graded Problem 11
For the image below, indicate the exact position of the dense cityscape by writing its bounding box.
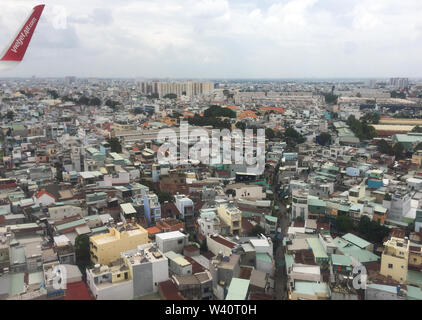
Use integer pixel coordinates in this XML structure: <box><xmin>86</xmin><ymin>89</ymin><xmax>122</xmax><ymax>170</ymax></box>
<box><xmin>1</xmin><ymin>76</ymin><xmax>422</xmax><ymax>302</ymax></box>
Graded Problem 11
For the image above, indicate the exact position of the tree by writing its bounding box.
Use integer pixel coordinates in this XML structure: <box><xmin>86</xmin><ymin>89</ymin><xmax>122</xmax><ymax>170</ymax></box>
<box><xmin>163</xmin><ymin>93</ymin><xmax>177</xmax><ymax>99</ymax></box>
<box><xmin>158</xmin><ymin>191</ymin><xmax>173</xmax><ymax>203</ymax></box>
<box><xmin>265</xmin><ymin>128</ymin><xmax>275</xmax><ymax>140</ymax></box>
<box><xmin>89</xmin><ymin>97</ymin><xmax>102</xmax><ymax>106</ymax></box>
<box><xmin>248</xmin><ymin>225</ymin><xmax>265</xmax><ymax>237</ymax></box>
<box><xmin>319</xmin><ymin>132</ymin><xmax>332</xmax><ymax>146</ymax></box>
<box><xmin>393</xmin><ymin>142</ymin><xmax>405</xmax><ymax>160</ymax></box>
<box><xmin>235</xmin><ymin>121</ymin><xmax>246</xmax><ymax>131</ymax></box>
<box><xmin>412</xmin><ymin>126</ymin><xmax>422</xmax><ymax>133</ymax></box>
<box><xmin>105</xmin><ymin>99</ymin><xmax>120</xmax><ymax>110</ymax></box>
<box><xmin>107</xmin><ymin>137</ymin><xmax>122</xmax><ymax>153</ymax></box>
<box><xmin>6</xmin><ymin>111</ymin><xmax>14</xmax><ymax>121</ymax></box>
<box><xmin>362</xmin><ymin>112</ymin><xmax>380</xmax><ymax>124</ymax></box>
<box><xmin>200</xmin><ymin>241</ymin><xmax>208</xmax><ymax>253</ymax></box>
<box><xmin>54</xmin><ymin>162</ymin><xmax>63</xmax><ymax>182</ymax></box>
<box><xmin>285</xmin><ymin>127</ymin><xmax>305</xmax><ymax>144</ymax></box>
<box><xmin>47</xmin><ymin>90</ymin><xmax>59</xmax><ymax>99</ymax></box>
<box><xmin>75</xmin><ymin>234</ymin><xmax>92</xmax><ymax>277</ymax></box>
<box><xmin>384</xmin><ymin>193</ymin><xmax>392</xmax><ymax>201</ymax></box>
<box><xmin>78</xmin><ymin>95</ymin><xmax>90</xmax><ymax>105</ymax></box>
<box><xmin>203</xmin><ymin>105</ymin><xmax>236</xmax><ymax>118</ymax></box>
<box><xmin>357</xmin><ymin>216</ymin><xmax>389</xmax><ymax>244</ymax></box>
<box><xmin>324</xmin><ymin>93</ymin><xmax>338</xmax><ymax>104</ymax></box>
<box><xmin>336</xmin><ymin>215</ymin><xmax>353</xmax><ymax>233</ymax></box>
<box><xmin>415</xmin><ymin>142</ymin><xmax>422</xmax><ymax>151</ymax></box>
<box><xmin>377</xmin><ymin>139</ymin><xmax>394</xmax><ymax>155</ymax></box>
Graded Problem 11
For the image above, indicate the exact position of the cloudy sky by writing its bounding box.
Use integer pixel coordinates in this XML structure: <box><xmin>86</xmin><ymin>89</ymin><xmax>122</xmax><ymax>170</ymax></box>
<box><xmin>0</xmin><ymin>0</ymin><xmax>421</xmax><ymax>78</ymax></box>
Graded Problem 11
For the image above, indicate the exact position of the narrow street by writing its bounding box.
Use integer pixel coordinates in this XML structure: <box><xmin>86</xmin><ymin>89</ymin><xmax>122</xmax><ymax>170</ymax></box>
<box><xmin>271</xmin><ymin>164</ymin><xmax>290</xmax><ymax>300</ymax></box>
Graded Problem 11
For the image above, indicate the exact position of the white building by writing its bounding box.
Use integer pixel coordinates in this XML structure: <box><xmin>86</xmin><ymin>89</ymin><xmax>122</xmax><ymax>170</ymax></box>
<box><xmin>155</xmin><ymin>231</ymin><xmax>189</xmax><ymax>254</ymax></box>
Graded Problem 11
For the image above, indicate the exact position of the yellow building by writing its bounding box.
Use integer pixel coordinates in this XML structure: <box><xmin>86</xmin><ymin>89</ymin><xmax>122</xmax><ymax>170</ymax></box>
<box><xmin>380</xmin><ymin>237</ymin><xmax>410</xmax><ymax>283</ymax></box>
<box><xmin>348</xmin><ymin>184</ymin><xmax>366</xmax><ymax>204</ymax></box>
<box><xmin>90</xmin><ymin>223</ymin><xmax>149</xmax><ymax>265</ymax></box>
<box><xmin>216</xmin><ymin>200</ymin><xmax>242</xmax><ymax>236</ymax></box>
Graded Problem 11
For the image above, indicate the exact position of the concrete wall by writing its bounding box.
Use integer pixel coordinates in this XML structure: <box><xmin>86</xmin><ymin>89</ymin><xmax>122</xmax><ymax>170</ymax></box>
<box><xmin>132</xmin><ymin>262</ymin><xmax>153</xmax><ymax>298</ymax></box>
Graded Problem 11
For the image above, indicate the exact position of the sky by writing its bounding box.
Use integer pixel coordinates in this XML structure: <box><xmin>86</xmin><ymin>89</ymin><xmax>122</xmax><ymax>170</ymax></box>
<box><xmin>0</xmin><ymin>0</ymin><xmax>421</xmax><ymax>79</ymax></box>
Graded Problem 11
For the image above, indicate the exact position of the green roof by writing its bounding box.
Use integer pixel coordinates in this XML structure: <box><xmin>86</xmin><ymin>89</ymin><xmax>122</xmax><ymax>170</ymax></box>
<box><xmin>256</xmin><ymin>252</ymin><xmax>272</xmax><ymax>263</ymax></box>
<box><xmin>331</xmin><ymin>254</ymin><xmax>352</xmax><ymax>267</ymax></box>
<box><xmin>338</xmin><ymin>247</ymin><xmax>379</xmax><ymax>264</ymax></box>
<box><xmin>306</xmin><ymin>238</ymin><xmax>328</xmax><ymax>260</ymax></box>
<box><xmin>407</xmin><ymin>286</ymin><xmax>422</xmax><ymax>300</ymax></box>
<box><xmin>367</xmin><ymin>283</ymin><xmax>397</xmax><ymax>294</ymax></box>
<box><xmin>293</xmin><ymin>281</ymin><xmax>329</xmax><ymax>296</ymax></box>
<box><xmin>9</xmin><ymin>273</ymin><xmax>25</xmax><ymax>296</ymax></box>
<box><xmin>226</xmin><ymin>278</ymin><xmax>250</xmax><ymax>300</ymax></box>
<box><xmin>416</xmin><ymin>210</ymin><xmax>422</xmax><ymax>223</ymax></box>
<box><xmin>56</xmin><ymin>219</ymin><xmax>86</xmax><ymax>231</ymax></box>
<box><xmin>308</xmin><ymin>197</ymin><xmax>327</xmax><ymax>208</ymax></box>
<box><xmin>10</xmin><ymin>246</ymin><xmax>25</xmax><ymax>265</ymax></box>
<box><xmin>285</xmin><ymin>254</ymin><xmax>294</xmax><ymax>270</ymax></box>
<box><xmin>407</xmin><ymin>270</ymin><xmax>422</xmax><ymax>287</ymax></box>
<box><xmin>264</xmin><ymin>215</ymin><xmax>278</xmax><ymax>223</ymax></box>
<box><xmin>342</xmin><ymin>233</ymin><xmax>371</xmax><ymax>249</ymax></box>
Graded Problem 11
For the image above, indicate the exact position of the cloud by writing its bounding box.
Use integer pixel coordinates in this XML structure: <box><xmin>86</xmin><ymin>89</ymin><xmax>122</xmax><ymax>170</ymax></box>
<box><xmin>0</xmin><ymin>0</ymin><xmax>421</xmax><ymax>78</ymax></box>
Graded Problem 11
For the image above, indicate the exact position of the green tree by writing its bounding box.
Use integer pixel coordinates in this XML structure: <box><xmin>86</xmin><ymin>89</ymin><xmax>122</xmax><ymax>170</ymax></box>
<box><xmin>203</xmin><ymin>105</ymin><xmax>236</xmax><ymax>118</ymax></box>
<box><xmin>248</xmin><ymin>225</ymin><xmax>265</xmax><ymax>237</ymax></box>
<box><xmin>393</xmin><ymin>142</ymin><xmax>405</xmax><ymax>160</ymax></box>
<box><xmin>75</xmin><ymin>234</ymin><xmax>92</xmax><ymax>277</ymax></box>
<box><xmin>47</xmin><ymin>90</ymin><xmax>59</xmax><ymax>99</ymax></box>
<box><xmin>105</xmin><ymin>99</ymin><xmax>120</xmax><ymax>110</ymax></box>
<box><xmin>319</xmin><ymin>132</ymin><xmax>332</xmax><ymax>146</ymax></box>
<box><xmin>6</xmin><ymin>111</ymin><xmax>14</xmax><ymax>121</ymax></box>
<box><xmin>158</xmin><ymin>191</ymin><xmax>173</xmax><ymax>203</ymax></box>
<box><xmin>415</xmin><ymin>142</ymin><xmax>422</xmax><ymax>151</ymax></box>
<box><xmin>163</xmin><ymin>93</ymin><xmax>177</xmax><ymax>99</ymax></box>
<box><xmin>54</xmin><ymin>162</ymin><xmax>63</xmax><ymax>182</ymax></box>
<box><xmin>377</xmin><ymin>139</ymin><xmax>394</xmax><ymax>155</ymax></box>
<box><xmin>78</xmin><ymin>95</ymin><xmax>90</xmax><ymax>105</ymax></box>
<box><xmin>200</xmin><ymin>241</ymin><xmax>208</xmax><ymax>253</ymax></box>
<box><xmin>412</xmin><ymin>126</ymin><xmax>422</xmax><ymax>133</ymax></box>
<box><xmin>107</xmin><ymin>137</ymin><xmax>122</xmax><ymax>153</ymax></box>
<box><xmin>285</xmin><ymin>127</ymin><xmax>305</xmax><ymax>144</ymax></box>
<box><xmin>324</xmin><ymin>93</ymin><xmax>338</xmax><ymax>104</ymax></box>
<box><xmin>336</xmin><ymin>215</ymin><xmax>353</xmax><ymax>233</ymax></box>
<box><xmin>89</xmin><ymin>97</ymin><xmax>102</xmax><ymax>106</ymax></box>
<box><xmin>235</xmin><ymin>121</ymin><xmax>246</xmax><ymax>131</ymax></box>
<box><xmin>265</xmin><ymin>128</ymin><xmax>275</xmax><ymax>140</ymax></box>
<box><xmin>357</xmin><ymin>216</ymin><xmax>389</xmax><ymax>244</ymax></box>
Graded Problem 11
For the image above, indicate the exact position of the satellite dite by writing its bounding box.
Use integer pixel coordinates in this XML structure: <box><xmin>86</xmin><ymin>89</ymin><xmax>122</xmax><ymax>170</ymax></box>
<box><xmin>0</xmin><ymin>4</ymin><xmax>45</xmax><ymax>70</ymax></box>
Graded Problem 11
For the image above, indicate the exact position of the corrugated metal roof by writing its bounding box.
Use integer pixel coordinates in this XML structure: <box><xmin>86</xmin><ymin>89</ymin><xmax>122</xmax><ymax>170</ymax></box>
<box><xmin>342</xmin><ymin>233</ymin><xmax>371</xmax><ymax>249</ymax></box>
<box><xmin>226</xmin><ymin>278</ymin><xmax>250</xmax><ymax>300</ymax></box>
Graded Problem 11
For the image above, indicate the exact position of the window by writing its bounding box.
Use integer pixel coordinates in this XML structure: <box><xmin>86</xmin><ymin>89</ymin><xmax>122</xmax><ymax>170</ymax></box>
<box><xmin>388</xmin><ymin>264</ymin><xmax>393</xmax><ymax>269</ymax></box>
<box><xmin>178</xmin><ymin>239</ymin><xmax>183</xmax><ymax>244</ymax></box>
<box><xmin>117</xmin><ymin>274</ymin><xmax>121</xmax><ymax>278</ymax></box>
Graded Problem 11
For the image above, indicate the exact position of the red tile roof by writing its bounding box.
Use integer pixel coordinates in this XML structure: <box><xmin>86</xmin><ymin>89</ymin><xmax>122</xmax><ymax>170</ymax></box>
<box><xmin>35</xmin><ymin>189</ymin><xmax>57</xmax><ymax>200</ymax></box>
<box><xmin>210</xmin><ymin>235</ymin><xmax>236</xmax><ymax>249</ymax></box>
<box><xmin>184</xmin><ymin>256</ymin><xmax>205</xmax><ymax>274</ymax></box>
<box><xmin>158</xmin><ymin>280</ymin><xmax>184</xmax><ymax>300</ymax></box>
<box><xmin>64</xmin><ymin>281</ymin><xmax>94</xmax><ymax>300</ymax></box>
<box><xmin>239</xmin><ymin>267</ymin><xmax>253</xmax><ymax>280</ymax></box>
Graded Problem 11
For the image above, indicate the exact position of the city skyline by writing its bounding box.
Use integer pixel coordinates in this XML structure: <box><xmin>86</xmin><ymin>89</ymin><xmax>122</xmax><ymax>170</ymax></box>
<box><xmin>0</xmin><ymin>0</ymin><xmax>421</xmax><ymax>78</ymax></box>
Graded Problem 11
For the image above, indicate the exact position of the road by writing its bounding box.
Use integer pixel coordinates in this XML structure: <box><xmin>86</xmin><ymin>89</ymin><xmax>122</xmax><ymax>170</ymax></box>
<box><xmin>271</xmin><ymin>163</ymin><xmax>290</xmax><ymax>300</ymax></box>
